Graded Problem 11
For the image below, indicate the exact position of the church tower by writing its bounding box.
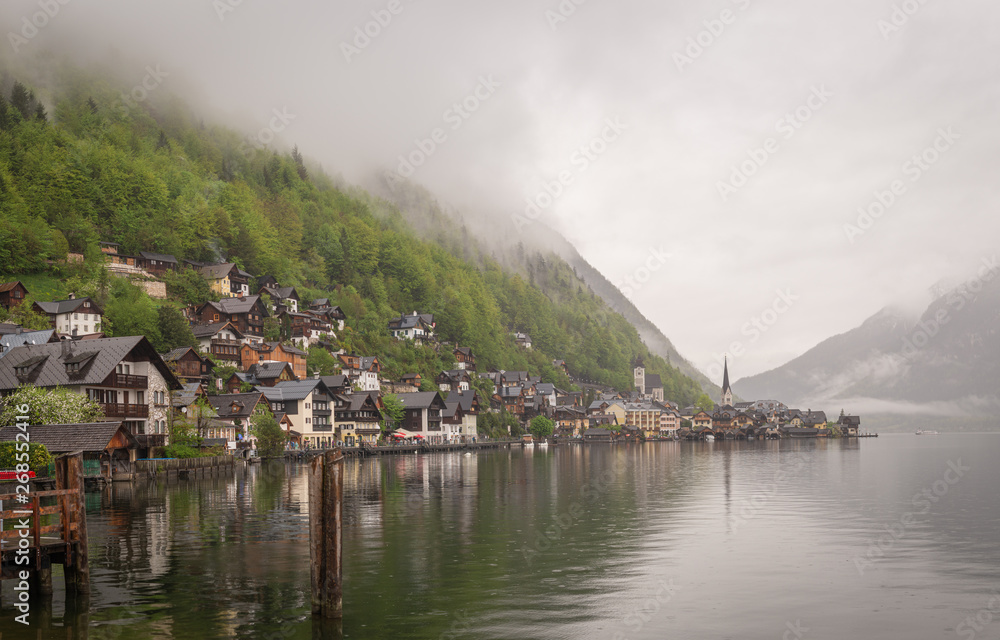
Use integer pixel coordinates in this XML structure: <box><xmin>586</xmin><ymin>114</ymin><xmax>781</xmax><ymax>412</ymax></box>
<box><xmin>721</xmin><ymin>356</ymin><xmax>733</xmax><ymax>406</ymax></box>
<box><xmin>633</xmin><ymin>357</ymin><xmax>645</xmax><ymax>395</ymax></box>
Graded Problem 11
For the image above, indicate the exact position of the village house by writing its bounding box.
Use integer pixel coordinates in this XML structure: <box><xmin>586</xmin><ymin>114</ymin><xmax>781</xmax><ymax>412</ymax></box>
<box><xmin>0</xmin><ymin>281</ymin><xmax>29</xmax><ymax>310</ymax></box>
<box><xmin>583</xmin><ymin>427</ymin><xmax>614</xmax><ymax>443</ymax></box>
<box><xmin>227</xmin><ymin>361</ymin><xmax>296</xmax><ymax>392</ymax></box>
<box><xmin>495</xmin><ymin>385</ymin><xmax>525</xmax><ymax>415</ymax></box>
<box><xmin>338</xmin><ymin>353</ymin><xmax>380</xmax><ymax>391</ymax></box>
<box><xmin>309</xmin><ymin>300</ymin><xmax>347</xmax><ymax>332</ymax></box>
<box><xmin>138</xmin><ymin>251</ymin><xmax>179</xmax><ymax>277</ymax></box>
<box><xmin>397</xmin><ymin>391</ymin><xmax>447</xmax><ymax>443</ymax></box>
<box><xmin>334</xmin><ymin>392</ymin><xmax>382</xmax><ymax>446</ymax></box>
<box><xmin>198</xmin><ymin>263</ymin><xmax>252</xmax><ymax>297</ymax></box>
<box><xmin>552</xmin><ymin>359</ymin><xmax>569</xmax><ymax>376</ymax></box>
<box><xmin>259</xmin><ymin>379</ymin><xmax>335</xmax><ymax>449</ymax></box>
<box><xmin>388</xmin><ymin>312</ymin><xmax>435</xmax><ymax>343</ymax></box>
<box><xmin>258</xmin><ymin>285</ymin><xmax>300</xmax><ymax>314</ymax></box>
<box><xmin>553</xmin><ymin>405</ymin><xmax>587</xmax><ymax>437</ymax></box>
<box><xmin>319</xmin><ymin>374</ymin><xmax>351</xmax><ymax>396</ymax></box>
<box><xmin>161</xmin><ymin>346</ymin><xmax>215</xmax><ymax>383</ymax></box>
<box><xmin>279</xmin><ymin>310</ymin><xmax>332</xmax><ymax>347</ymax></box>
<box><xmin>241</xmin><ymin>341</ymin><xmax>308</xmax><ymax>379</ymax></box>
<box><xmin>0</xmin><ymin>336</ymin><xmax>182</xmax><ymax>448</ymax></box>
<box><xmin>838</xmin><ymin>413</ymin><xmax>861</xmax><ymax>436</ymax></box>
<box><xmin>512</xmin><ymin>332</ymin><xmax>532</xmax><ymax>349</ymax></box>
<box><xmin>453</xmin><ymin>347</ymin><xmax>476</xmax><ymax>371</ymax></box>
<box><xmin>691</xmin><ymin>411</ymin><xmax>713</xmax><ymax>429</ymax></box>
<box><xmin>205</xmin><ymin>392</ymin><xmax>272</xmax><ymax>446</ymax></box>
<box><xmin>436</xmin><ymin>369</ymin><xmax>471</xmax><ymax>393</ymax></box>
<box><xmin>444</xmin><ymin>389</ymin><xmax>481</xmax><ymax>441</ymax></box>
<box><xmin>33</xmin><ymin>295</ymin><xmax>103</xmax><ymax>336</ymax></box>
<box><xmin>192</xmin><ymin>296</ymin><xmax>269</xmax><ymax>343</ymax></box>
<box><xmin>193</xmin><ymin>322</ymin><xmax>246</xmax><ymax>365</ymax></box>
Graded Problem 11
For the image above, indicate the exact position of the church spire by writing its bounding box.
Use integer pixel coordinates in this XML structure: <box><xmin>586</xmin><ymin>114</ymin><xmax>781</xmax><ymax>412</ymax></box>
<box><xmin>722</xmin><ymin>356</ymin><xmax>733</xmax><ymax>406</ymax></box>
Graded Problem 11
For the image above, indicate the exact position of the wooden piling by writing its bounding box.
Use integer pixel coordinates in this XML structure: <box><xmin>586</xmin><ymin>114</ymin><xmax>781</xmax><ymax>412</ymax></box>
<box><xmin>55</xmin><ymin>452</ymin><xmax>89</xmax><ymax>595</ymax></box>
<box><xmin>309</xmin><ymin>449</ymin><xmax>343</xmax><ymax>619</ymax></box>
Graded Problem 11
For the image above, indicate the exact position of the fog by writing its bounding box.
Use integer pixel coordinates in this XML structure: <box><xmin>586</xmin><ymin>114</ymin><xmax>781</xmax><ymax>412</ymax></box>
<box><xmin>2</xmin><ymin>0</ymin><xmax>998</xmax><ymax>381</ymax></box>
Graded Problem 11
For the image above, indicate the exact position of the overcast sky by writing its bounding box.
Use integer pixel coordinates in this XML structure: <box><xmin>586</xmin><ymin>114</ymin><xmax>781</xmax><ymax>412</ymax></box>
<box><xmin>3</xmin><ymin>0</ymin><xmax>998</xmax><ymax>382</ymax></box>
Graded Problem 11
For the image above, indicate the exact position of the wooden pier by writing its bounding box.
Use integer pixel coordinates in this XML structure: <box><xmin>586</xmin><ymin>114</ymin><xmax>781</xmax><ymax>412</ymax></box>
<box><xmin>288</xmin><ymin>439</ymin><xmax>518</xmax><ymax>460</ymax></box>
<box><xmin>0</xmin><ymin>452</ymin><xmax>90</xmax><ymax>600</ymax></box>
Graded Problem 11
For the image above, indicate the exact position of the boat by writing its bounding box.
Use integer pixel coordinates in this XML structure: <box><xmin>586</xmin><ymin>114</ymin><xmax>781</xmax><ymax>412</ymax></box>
<box><xmin>704</xmin><ymin>434</ymin><xmax>715</xmax><ymax>442</ymax></box>
<box><xmin>915</xmin><ymin>430</ymin><xmax>939</xmax><ymax>435</ymax></box>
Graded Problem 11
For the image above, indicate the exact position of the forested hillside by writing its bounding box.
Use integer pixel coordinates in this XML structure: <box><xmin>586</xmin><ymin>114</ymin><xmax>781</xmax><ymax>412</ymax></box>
<box><xmin>0</xmin><ymin>64</ymin><xmax>703</xmax><ymax>404</ymax></box>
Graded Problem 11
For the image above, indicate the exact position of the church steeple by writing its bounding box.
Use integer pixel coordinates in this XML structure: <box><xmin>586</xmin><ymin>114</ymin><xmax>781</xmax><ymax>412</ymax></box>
<box><xmin>721</xmin><ymin>356</ymin><xmax>733</xmax><ymax>406</ymax></box>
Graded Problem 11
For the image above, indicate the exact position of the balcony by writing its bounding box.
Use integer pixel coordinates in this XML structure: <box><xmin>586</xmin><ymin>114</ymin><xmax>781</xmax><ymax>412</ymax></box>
<box><xmin>101</xmin><ymin>403</ymin><xmax>149</xmax><ymax>418</ymax></box>
<box><xmin>111</xmin><ymin>373</ymin><xmax>148</xmax><ymax>389</ymax></box>
<box><xmin>134</xmin><ymin>434</ymin><xmax>167</xmax><ymax>448</ymax></box>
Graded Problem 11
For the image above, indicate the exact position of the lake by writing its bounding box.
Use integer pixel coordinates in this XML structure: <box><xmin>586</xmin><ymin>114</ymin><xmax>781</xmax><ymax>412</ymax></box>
<box><xmin>2</xmin><ymin>434</ymin><xmax>999</xmax><ymax>639</ymax></box>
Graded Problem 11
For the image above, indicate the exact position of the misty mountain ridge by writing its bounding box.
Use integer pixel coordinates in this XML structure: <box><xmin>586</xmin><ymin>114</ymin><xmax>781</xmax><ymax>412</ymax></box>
<box><xmin>734</xmin><ymin>257</ymin><xmax>1000</xmax><ymax>423</ymax></box>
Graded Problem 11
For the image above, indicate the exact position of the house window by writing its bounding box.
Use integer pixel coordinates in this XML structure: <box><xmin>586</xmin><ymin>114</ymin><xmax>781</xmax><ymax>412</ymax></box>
<box><xmin>74</xmin><ymin>313</ymin><xmax>79</xmax><ymax>320</ymax></box>
<box><xmin>306</xmin><ymin>418</ymin><xmax>311</xmax><ymax>424</ymax></box>
<box><xmin>305</xmin><ymin>403</ymin><xmax>310</xmax><ymax>409</ymax></box>
<box><xmin>117</xmin><ymin>364</ymin><xmax>130</xmax><ymax>375</ymax></box>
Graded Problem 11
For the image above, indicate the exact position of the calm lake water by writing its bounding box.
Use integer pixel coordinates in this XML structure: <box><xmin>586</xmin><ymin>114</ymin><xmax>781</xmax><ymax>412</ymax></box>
<box><xmin>3</xmin><ymin>434</ymin><xmax>1000</xmax><ymax>639</ymax></box>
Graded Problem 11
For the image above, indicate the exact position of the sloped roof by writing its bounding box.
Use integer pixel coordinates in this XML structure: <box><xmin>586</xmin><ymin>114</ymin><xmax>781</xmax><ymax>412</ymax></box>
<box><xmin>0</xmin><ymin>421</ymin><xmax>134</xmax><ymax>453</ymax></box>
<box><xmin>644</xmin><ymin>373</ymin><xmax>662</xmax><ymax>389</ymax></box>
<box><xmin>35</xmin><ymin>297</ymin><xmax>102</xmax><ymax>316</ymax></box>
<box><xmin>139</xmin><ymin>251</ymin><xmax>178</xmax><ymax>263</ymax></box>
<box><xmin>213</xmin><ymin>296</ymin><xmax>265</xmax><ymax>315</ymax></box>
<box><xmin>320</xmin><ymin>375</ymin><xmax>349</xmax><ymax>390</ymax></box>
<box><xmin>207</xmin><ymin>393</ymin><xmax>267</xmax><ymax>419</ymax></box>
<box><xmin>199</xmin><ymin>263</ymin><xmax>237</xmax><ymax>280</ymax></box>
<box><xmin>445</xmin><ymin>389</ymin><xmax>479</xmax><ymax>411</ymax></box>
<box><xmin>192</xmin><ymin>322</ymin><xmax>245</xmax><ymax>339</ymax></box>
<box><xmin>0</xmin><ymin>329</ymin><xmax>56</xmax><ymax>357</ymax></box>
<box><xmin>397</xmin><ymin>391</ymin><xmax>446</xmax><ymax>410</ymax></box>
<box><xmin>247</xmin><ymin>361</ymin><xmax>294</xmax><ymax>380</ymax></box>
<box><xmin>0</xmin><ymin>336</ymin><xmax>181</xmax><ymax>391</ymax></box>
<box><xmin>0</xmin><ymin>281</ymin><xmax>25</xmax><ymax>293</ymax></box>
<box><xmin>259</xmin><ymin>379</ymin><xmax>329</xmax><ymax>402</ymax></box>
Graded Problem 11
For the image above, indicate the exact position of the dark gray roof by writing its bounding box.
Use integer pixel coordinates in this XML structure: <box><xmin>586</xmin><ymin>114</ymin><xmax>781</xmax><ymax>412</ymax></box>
<box><xmin>199</xmin><ymin>263</ymin><xmax>237</xmax><ymax>279</ymax></box>
<box><xmin>320</xmin><ymin>375</ymin><xmax>349</xmax><ymax>389</ymax></box>
<box><xmin>35</xmin><ymin>297</ymin><xmax>102</xmax><ymax>316</ymax></box>
<box><xmin>192</xmin><ymin>322</ymin><xmax>245</xmax><ymax>339</ymax></box>
<box><xmin>247</xmin><ymin>362</ymin><xmax>293</xmax><ymax>380</ymax></box>
<box><xmin>644</xmin><ymin>373</ymin><xmax>662</xmax><ymax>389</ymax></box>
<box><xmin>262</xmin><ymin>286</ymin><xmax>298</xmax><ymax>300</ymax></box>
<box><xmin>397</xmin><ymin>391</ymin><xmax>445</xmax><ymax>410</ymax></box>
<box><xmin>442</xmin><ymin>402</ymin><xmax>459</xmax><ymax>419</ymax></box>
<box><xmin>0</xmin><ymin>421</ymin><xmax>132</xmax><ymax>453</ymax></box>
<box><xmin>139</xmin><ymin>251</ymin><xmax>178</xmax><ymax>263</ymax></box>
<box><xmin>265</xmin><ymin>341</ymin><xmax>307</xmax><ymax>356</ymax></box>
<box><xmin>207</xmin><ymin>393</ymin><xmax>266</xmax><ymax>419</ymax></box>
<box><xmin>388</xmin><ymin>313</ymin><xmax>434</xmax><ymax>330</ymax></box>
<box><xmin>259</xmin><ymin>379</ymin><xmax>328</xmax><ymax>402</ymax></box>
<box><xmin>0</xmin><ymin>329</ymin><xmax>56</xmax><ymax>357</ymax></box>
<box><xmin>212</xmin><ymin>296</ymin><xmax>265</xmax><ymax>315</ymax></box>
<box><xmin>445</xmin><ymin>389</ymin><xmax>479</xmax><ymax>411</ymax></box>
<box><xmin>535</xmin><ymin>383</ymin><xmax>556</xmax><ymax>396</ymax></box>
<box><xmin>0</xmin><ymin>336</ymin><xmax>181</xmax><ymax>391</ymax></box>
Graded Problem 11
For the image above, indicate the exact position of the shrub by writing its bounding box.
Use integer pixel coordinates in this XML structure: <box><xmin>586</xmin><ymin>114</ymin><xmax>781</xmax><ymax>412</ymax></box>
<box><xmin>0</xmin><ymin>441</ymin><xmax>53</xmax><ymax>473</ymax></box>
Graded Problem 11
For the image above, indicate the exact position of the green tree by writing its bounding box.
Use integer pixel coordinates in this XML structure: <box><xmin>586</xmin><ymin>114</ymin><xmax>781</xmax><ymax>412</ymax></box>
<box><xmin>0</xmin><ymin>442</ymin><xmax>53</xmax><ymax>473</ymax></box>
<box><xmin>105</xmin><ymin>278</ymin><xmax>160</xmax><ymax>342</ymax></box>
<box><xmin>0</xmin><ymin>296</ymin><xmax>51</xmax><ymax>331</ymax></box>
<box><xmin>307</xmin><ymin>346</ymin><xmax>338</xmax><ymax>376</ymax></box>
<box><xmin>529</xmin><ymin>415</ymin><xmax>555</xmax><ymax>440</ymax></box>
<box><xmin>0</xmin><ymin>386</ymin><xmax>105</xmax><ymax>425</ymax></box>
<box><xmin>695</xmin><ymin>393</ymin><xmax>714</xmax><ymax>413</ymax></box>
<box><xmin>263</xmin><ymin>316</ymin><xmax>281</xmax><ymax>342</ymax></box>
<box><xmin>155</xmin><ymin>305</ymin><xmax>198</xmax><ymax>352</ymax></box>
<box><xmin>380</xmin><ymin>394</ymin><xmax>405</xmax><ymax>433</ymax></box>
<box><xmin>251</xmin><ymin>411</ymin><xmax>287</xmax><ymax>457</ymax></box>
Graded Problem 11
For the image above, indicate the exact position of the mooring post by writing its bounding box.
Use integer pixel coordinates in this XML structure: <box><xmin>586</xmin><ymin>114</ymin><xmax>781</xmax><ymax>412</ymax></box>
<box><xmin>309</xmin><ymin>448</ymin><xmax>343</xmax><ymax>619</ymax></box>
<box><xmin>56</xmin><ymin>452</ymin><xmax>90</xmax><ymax>596</ymax></box>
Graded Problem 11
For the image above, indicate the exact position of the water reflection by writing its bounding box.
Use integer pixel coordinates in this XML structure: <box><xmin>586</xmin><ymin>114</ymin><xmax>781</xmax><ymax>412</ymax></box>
<box><xmin>2</xmin><ymin>436</ymin><xmax>999</xmax><ymax>639</ymax></box>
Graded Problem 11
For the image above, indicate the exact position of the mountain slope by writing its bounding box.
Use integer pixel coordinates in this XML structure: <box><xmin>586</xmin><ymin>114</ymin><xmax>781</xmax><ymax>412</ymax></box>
<box><xmin>0</xmin><ymin>64</ymin><xmax>705</xmax><ymax>405</ymax></box>
<box><xmin>735</xmin><ymin>263</ymin><xmax>1000</xmax><ymax>416</ymax></box>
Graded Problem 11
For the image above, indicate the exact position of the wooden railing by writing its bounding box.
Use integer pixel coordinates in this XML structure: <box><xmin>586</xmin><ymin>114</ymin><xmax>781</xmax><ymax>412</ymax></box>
<box><xmin>101</xmin><ymin>403</ymin><xmax>149</xmax><ymax>418</ymax></box>
<box><xmin>110</xmin><ymin>373</ymin><xmax>148</xmax><ymax>388</ymax></box>
<box><xmin>0</xmin><ymin>489</ymin><xmax>80</xmax><ymax>556</ymax></box>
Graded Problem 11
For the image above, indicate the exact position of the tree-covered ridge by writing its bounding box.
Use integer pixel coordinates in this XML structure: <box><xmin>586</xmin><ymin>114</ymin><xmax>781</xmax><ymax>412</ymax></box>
<box><xmin>0</xmin><ymin>66</ymin><xmax>702</xmax><ymax>405</ymax></box>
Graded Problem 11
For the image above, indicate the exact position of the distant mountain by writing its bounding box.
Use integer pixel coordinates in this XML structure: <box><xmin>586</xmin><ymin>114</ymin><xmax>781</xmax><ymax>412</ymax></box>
<box><xmin>734</xmin><ymin>261</ymin><xmax>1000</xmax><ymax>420</ymax></box>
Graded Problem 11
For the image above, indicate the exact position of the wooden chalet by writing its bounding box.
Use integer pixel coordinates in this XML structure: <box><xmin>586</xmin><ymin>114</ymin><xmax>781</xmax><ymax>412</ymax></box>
<box><xmin>162</xmin><ymin>346</ymin><xmax>215</xmax><ymax>383</ymax></box>
<box><xmin>0</xmin><ymin>281</ymin><xmax>28</xmax><ymax>310</ymax></box>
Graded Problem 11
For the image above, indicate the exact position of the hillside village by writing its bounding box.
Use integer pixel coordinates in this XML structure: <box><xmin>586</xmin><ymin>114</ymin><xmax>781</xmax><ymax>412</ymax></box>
<box><xmin>0</xmin><ymin>243</ymin><xmax>862</xmax><ymax>461</ymax></box>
